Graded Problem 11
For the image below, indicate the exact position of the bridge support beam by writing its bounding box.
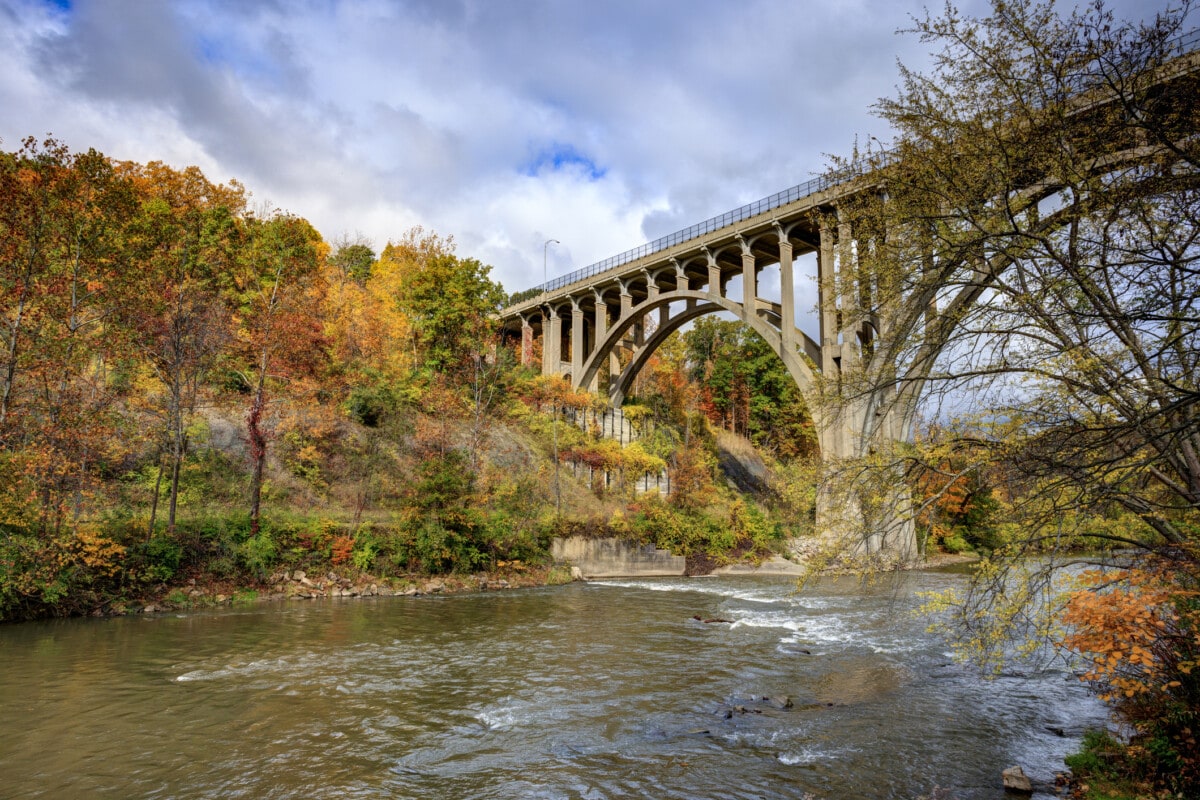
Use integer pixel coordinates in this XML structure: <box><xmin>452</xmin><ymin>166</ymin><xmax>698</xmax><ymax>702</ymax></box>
<box><xmin>520</xmin><ymin>314</ymin><xmax>533</xmax><ymax>367</ymax></box>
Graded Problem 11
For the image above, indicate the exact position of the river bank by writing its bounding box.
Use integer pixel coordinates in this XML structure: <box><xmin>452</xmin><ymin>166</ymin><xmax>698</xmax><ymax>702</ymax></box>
<box><xmin>115</xmin><ymin>547</ymin><xmax>983</xmax><ymax>619</ymax></box>
<box><xmin>111</xmin><ymin>563</ymin><xmax>579</xmax><ymax>617</ymax></box>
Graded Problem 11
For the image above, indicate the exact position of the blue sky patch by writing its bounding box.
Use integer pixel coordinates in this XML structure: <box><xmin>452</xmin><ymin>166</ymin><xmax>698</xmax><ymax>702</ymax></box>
<box><xmin>523</xmin><ymin>144</ymin><xmax>606</xmax><ymax>181</ymax></box>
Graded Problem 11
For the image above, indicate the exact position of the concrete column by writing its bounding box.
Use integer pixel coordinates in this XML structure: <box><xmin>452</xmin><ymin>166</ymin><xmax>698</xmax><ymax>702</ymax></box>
<box><xmin>644</xmin><ymin>269</ymin><xmax>659</xmax><ymax>304</ymax></box>
<box><xmin>704</xmin><ymin>247</ymin><xmax>720</xmax><ymax>298</ymax></box>
<box><xmin>520</xmin><ymin>314</ymin><xmax>533</xmax><ymax>367</ymax></box>
<box><xmin>775</xmin><ymin>223</ymin><xmax>796</xmax><ymax>356</ymax></box>
<box><xmin>671</xmin><ymin>258</ymin><xmax>689</xmax><ymax>291</ymax></box>
<box><xmin>570</xmin><ymin>297</ymin><xmax>584</xmax><ymax>383</ymax></box>
<box><xmin>738</xmin><ymin>235</ymin><xmax>756</xmax><ymax>322</ymax></box>
<box><xmin>542</xmin><ymin>309</ymin><xmax>554</xmax><ymax>379</ymax></box>
<box><xmin>548</xmin><ymin>306</ymin><xmax>562</xmax><ymax>374</ymax></box>
<box><xmin>592</xmin><ymin>289</ymin><xmax>609</xmax><ymax>342</ymax></box>
<box><xmin>645</xmin><ymin>269</ymin><xmax>668</xmax><ymax>327</ymax></box>
<box><xmin>618</xmin><ymin>278</ymin><xmax>633</xmax><ymax>321</ymax></box>
<box><xmin>818</xmin><ymin>218</ymin><xmax>837</xmax><ymax>376</ymax></box>
<box><xmin>591</xmin><ymin>288</ymin><xmax>609</xmax><ymax>394</ymax></box>
<box><xmin>838</xmin><ymin>214</ymin><xmax>858</xmax><ymax>367</ymax></box>
<box><xmin>734</xmin><ymin>236</ymin><xmax>753</xmax><ymax>326</ymax></box>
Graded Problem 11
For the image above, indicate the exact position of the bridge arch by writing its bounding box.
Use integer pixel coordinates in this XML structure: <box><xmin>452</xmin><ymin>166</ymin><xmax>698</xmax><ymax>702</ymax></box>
<box><xmin>577</xmin><ymin>288</ymin><xmax>819</xmax><ymax>412</ymax></box>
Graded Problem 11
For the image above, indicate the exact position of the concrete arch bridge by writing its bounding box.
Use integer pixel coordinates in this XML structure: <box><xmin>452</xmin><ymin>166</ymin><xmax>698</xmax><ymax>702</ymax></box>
<box><xmin>498</xmin><ymin>35</ymin><xmax>1200</xmax><ymax>557</ymax></box>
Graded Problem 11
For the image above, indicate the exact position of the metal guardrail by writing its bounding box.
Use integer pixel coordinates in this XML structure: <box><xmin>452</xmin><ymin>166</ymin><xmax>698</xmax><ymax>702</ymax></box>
<box><xmin>515</xmin><ymin>26</ymin><xmax>1199</xmax><ymax>302</ymax></box>
<box><xmin>528</xmin><ymin>159</ymin><xmax>875</xmax><ymax>296</ymax></box>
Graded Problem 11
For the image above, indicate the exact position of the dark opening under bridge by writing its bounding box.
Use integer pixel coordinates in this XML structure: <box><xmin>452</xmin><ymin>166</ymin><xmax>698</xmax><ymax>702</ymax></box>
<box><xmin>497</xmin><ymin>31</ymin><xmax>1200</xmax><ymax>556</ymax></box>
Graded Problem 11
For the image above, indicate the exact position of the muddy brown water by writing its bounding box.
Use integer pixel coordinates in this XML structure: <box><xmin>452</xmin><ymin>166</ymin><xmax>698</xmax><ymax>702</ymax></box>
<box><xmin>0</xmin><ymin>568</ymin><xmax>1105</xmax><ymax>798</ymax></box>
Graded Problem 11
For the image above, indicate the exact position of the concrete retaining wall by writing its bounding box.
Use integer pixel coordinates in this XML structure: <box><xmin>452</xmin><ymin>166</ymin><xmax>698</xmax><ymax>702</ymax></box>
<box><xmin>551</xmin><ymin>537</ymin><xmax>685</xmax><ymax>578</ymax></box>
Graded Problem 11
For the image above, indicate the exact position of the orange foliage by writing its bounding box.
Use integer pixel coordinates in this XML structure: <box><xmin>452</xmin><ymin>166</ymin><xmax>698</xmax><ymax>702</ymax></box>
<box><xmin>1062</xmin><ymin>564</ymin><xmax>1199</xmax><ymax>702</ymax></box>
<box><xmin>330</xmin><ymin>535</ymin><xmax>354</xmax><ymax>566</ymax></box>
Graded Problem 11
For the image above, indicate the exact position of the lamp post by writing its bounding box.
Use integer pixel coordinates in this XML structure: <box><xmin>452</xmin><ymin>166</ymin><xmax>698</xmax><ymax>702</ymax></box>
<box><xmin>543</xmin><ymin>238</ymin><xmax>561</xmax><ymax>515</ymax></box>
<box><xmin>543</xmin><ymin>238</ymin><xmax>558</xmax><ymax>295</ymax></box>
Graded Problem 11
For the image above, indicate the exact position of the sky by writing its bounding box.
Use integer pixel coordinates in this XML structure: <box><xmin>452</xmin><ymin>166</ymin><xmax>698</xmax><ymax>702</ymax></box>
<box><xmin>0</xmin><ymin>0</ymin><xmax>1181</xmax><ymax>298</ymax></box>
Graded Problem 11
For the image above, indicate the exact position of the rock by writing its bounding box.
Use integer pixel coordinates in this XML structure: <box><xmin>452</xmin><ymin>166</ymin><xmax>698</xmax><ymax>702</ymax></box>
<box><xmin>1002</xmin><ymin>765</ymin><xmax>1033</xmax><ymax>794</ymax></box>
<box><xmin>142</xmin><ymin>604</ymin><xmax>158</xmax><ymax>614</ymax></box>
<box><xmin>292</xmin><ymin>570</ymin><xmax>306</xmax><ymax>582</ymax></box>
<box><xmin>1045</xmin><ymin>725</ymin><xmax>1066</xmax><ymax>737</ymax></box>
<box><xmin>402</xmin><ymin>587</ymin><xmax>419</xmax><ymax>596</ymax></box>
<box><xmin>215</xmin><ymin>594</ymin><xmax>229</xmax><ymax>603</ymax></box>
<box><xmin>766</xmin><ymin>696</ymin><xmax>794</xmax><ymax>710</ymax></box>
<box><xmin>570</xmin><ymin>566</ymin><xmax>585</xmax><ymax>581</ymax></box>
<box><xmin>299</xmin><ymin>576</ymin><xmax>316</xmax><ymax>588</ymax></box>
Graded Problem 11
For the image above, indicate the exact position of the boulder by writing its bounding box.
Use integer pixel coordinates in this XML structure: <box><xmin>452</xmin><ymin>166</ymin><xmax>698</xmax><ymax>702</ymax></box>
<box><xmin>1002</xmin><ymin>765</ymin><xmax>1033</xmax><ymax>795</ymax></box>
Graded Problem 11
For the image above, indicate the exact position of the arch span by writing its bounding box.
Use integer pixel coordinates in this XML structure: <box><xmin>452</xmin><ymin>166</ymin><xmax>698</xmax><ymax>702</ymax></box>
<box><xmin>577</xmin><ymin>288</ymin><xmax>819</xmax><ymax>411</ymax></box>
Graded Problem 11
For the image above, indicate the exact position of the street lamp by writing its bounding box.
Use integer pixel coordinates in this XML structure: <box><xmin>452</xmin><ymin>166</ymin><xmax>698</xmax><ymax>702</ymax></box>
<box><xmin>543</xmin><ymin>238</ymin><xmax>561</xmax><ymax>515</ymax></box>
<box><xmin>543</xmin><ymin>238</ymin><xmax>559</xmax><ymax>295</ymax></box>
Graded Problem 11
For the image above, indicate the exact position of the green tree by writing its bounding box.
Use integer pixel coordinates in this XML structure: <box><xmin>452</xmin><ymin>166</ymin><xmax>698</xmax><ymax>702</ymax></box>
<box><xmin>380</xmin><ymin>228</ymin><xmax>507</xmax><ymax>380</ymax></box>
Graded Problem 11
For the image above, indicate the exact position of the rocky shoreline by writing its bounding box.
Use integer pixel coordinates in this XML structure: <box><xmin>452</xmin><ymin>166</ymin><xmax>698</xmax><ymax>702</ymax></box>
<box><xmin>121</xmin><ymin>551</ymin><xmax>982</xmax><ymax>617</ymax></box>
<box><xmin>123</xmin><ymin>565</ymin><xmax>578</xmax><ymax>616</ymax></box>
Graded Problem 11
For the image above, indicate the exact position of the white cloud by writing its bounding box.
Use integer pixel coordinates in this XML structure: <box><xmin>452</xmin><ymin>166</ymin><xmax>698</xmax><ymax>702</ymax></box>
<box><xmin>0</xmin><ymin>0</ymin><xmax>1185</xmax><ymax>299</ymax></box>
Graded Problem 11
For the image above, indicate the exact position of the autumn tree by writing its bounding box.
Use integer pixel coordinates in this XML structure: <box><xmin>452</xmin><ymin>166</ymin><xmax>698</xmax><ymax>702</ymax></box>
<box><xmin>380</xmin><ymin>227</ymin><xmax>507</xmax><ymax>381</ymax></box>
<box><xmin>232</xmin><ymin>213</ymin><xmax>327</xmax><ymax>535</ymax></box>
<box><xmin>842</xmin><ymin>1</ymin><xmax>1200</xmax><ymax>788</ymax></box>
<box><xmin>0</xmin><ymin>138</ymin><xmax>139</xmax><ymax>531</ymax></box>
<box><xmin>120</xmin><ymin>161</ymin><xmax>245</xmax><ymax>533</ymax></box>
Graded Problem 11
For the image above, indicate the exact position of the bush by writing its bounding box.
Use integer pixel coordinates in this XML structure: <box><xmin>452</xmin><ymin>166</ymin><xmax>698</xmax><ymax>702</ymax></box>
<box><xmin>131</xmin><ymin>535</ymin><xmax>183</xmax><ymax>583</ymax></box>
<box><xmin>237</xmin><ymin>532</ymin><xmax>278</xmax><ymax>578</ymax></box>
<box><xmin>941</xmin><ymin>531</ymin><xmax>972</xmax><ymax>554</ymax></box>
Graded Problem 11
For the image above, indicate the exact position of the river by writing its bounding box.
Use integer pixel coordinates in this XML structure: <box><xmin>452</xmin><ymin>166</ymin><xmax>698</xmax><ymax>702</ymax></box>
<box><xmin>0</xmin><ymin>567</ymin><xmax>1106</xmax><ymax>799</ymax></box>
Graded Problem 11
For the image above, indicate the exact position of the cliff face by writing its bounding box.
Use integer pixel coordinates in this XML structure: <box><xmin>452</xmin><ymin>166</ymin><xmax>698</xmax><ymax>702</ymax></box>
<box><xmin>715</xmin><ymin>430</ymin><xmax>770</xmax><ymax>495</ymax></box>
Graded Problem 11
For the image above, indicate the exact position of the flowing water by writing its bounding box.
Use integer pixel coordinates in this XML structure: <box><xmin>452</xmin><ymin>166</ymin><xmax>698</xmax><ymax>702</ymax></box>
<box><xmin>0</xmin><ymin>568</ymin><xmax>1106</xmax><ymax>799</ymax></box>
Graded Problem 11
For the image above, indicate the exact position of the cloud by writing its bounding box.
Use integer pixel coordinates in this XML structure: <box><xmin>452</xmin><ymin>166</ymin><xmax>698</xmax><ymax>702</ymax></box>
<box><xmin>0</xmin><ymin>0</ymin><xmax>1184</xmax><ymax>299</ymax></box>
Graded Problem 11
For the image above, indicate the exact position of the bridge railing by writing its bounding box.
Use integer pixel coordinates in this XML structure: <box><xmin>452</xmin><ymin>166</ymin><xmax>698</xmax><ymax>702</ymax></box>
<box><xmin>529</xmin><ymin>156</ymin><xmax>888</xmax><ymax>296</ymax></box>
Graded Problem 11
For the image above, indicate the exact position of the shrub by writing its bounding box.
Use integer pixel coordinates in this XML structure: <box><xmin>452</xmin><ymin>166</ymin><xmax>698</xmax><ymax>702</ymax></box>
<box><xmin>237</xmin><ymin>532</ymin><xmax>278</xmax><ymax>578</ymax></box>
<box><xmin>132</xmin><ymin>535</ymin><xmax>184</xmax><ymax>583</ymax></box>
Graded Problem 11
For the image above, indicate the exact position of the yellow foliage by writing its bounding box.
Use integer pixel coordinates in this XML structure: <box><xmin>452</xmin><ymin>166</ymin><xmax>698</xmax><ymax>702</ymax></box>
<box><xmin>72</xmin><ymin>527</ymin><xmax>126</xmax><ymax>577</ymax></box>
